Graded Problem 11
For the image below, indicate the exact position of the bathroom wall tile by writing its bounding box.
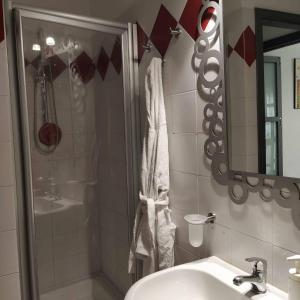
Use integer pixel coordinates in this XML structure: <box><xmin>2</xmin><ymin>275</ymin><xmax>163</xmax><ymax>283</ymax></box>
<box><xmin>0</xmin><ymin>187</ymin><xmax>16</xmax><ymax>231</ymax></box>
<box><xmin>134</xmin><ymin>0</ymin><xmax>162</xmax><ymax>37</ymax></box>
<box><xmin>0</xmin><ymin>47</ymin><xmax>9</xmax><ymax>95</ymax></box>
<box><xmin>162</xmin><ymin>0</ymin><xmax>186</xmax><ymax>20</ymax></box>
<box><xmin>273</xmin><ymin>200</ymin><xmax>300</xmax><ymax>253</ymax></box>
<box><xmin>231</xmin><ymin>231</ymin><xmax>273</xmax><ymax>283</ymax></box>
<box><xmin>0</xmin><ymin>142</ymin><xmax>14</xmax><ymax>186</ymax></box>
<box><xmin>51</xmin><ymin>134</ymin><xmax>74</xmax><ymax>160</ymax></box>
<box><xmin>164</xmin><ymin>95</ymin><xmax>172</xmax><ymax>133</ymax></box>
<box><xmin>54</xmin><ymin>254</ymin><xmax>81</xmax><ymax>285</ymax></box>
<box><xmin>53</xmin><ymin>232</ymin><xmax>82</xmax><ymax>260</ymax></box>
<box><xmin>229</xmin><ymin>99</ymin><xmax>247</xmax><ymax>127</ymax></box>
<box><xmin>38</xmin><ymin>262</ymin><xmax>55</xmax><ymax>293</ymax></box>
<box><xmin>52</xmin><ymin>159</ymin><xmax>75</xmax><ymax>185</ymax></box>
<box><xmin>36</xmin><ymin>238</ymin><xmax>53</xmax><ymax>266</ymax></box>
<box><xmin>229</xmin><ymin>191</ymin><xmax>273</xmax><ymax>242</ymax></box>
<box><xmin>0</xmin><ymin>230</ymin><xmax>19</xmax><ymax>276</ymax></box>
<box><xmin>246</xmin><ymin>125</ymin><xmax>258</xmax><ymax>156</ymax></box>
<box><xmin>73</xmin><ymin>133</ymin><xmax>96</xmax><ymax>158</ymax></box>
<box><xmin>0</xmin><ymin>273</ymin><xmax>21</xmax><ymax>300</ymax></box>
<box><xmin>246</xmin><ymin>155</ymin><xmax>258</xmax><ymax>173</ymax></box>
<box><xmin>32</xmin><ymin>161</ymin><xmax>55</xmax><ymax>188</ymax></box>
<box><xmin>174</xmin><ymin>245</ymin><xmax>198</xmax><ymax>265</ymax></box>
<box><xmin>170</xmin><ymin>133</ymin><xmax>197</xmax><ymax>174</ymax></box>
<box><xmin>230</xmin><ymin>126</ymin><xmax>247</xmax><ymax>155</ymax></box>
<box><xmin>53</xmin><ymin>207</ymin><xmax>79</xmax><ymax>236</ymax></box>
<box><xmin>205</xmin><ymin>224</ymin><xmax>232</xmax><ymax>264</ymax></box>
<box><xmin>196</xmin><ymin>91</ymin><xmax>207</xmax><ymax>133</ymax></box>
<box><xmin>245</xmin><ymin>99</ymin><xmax>257</xmax><ymax>126</ymax></box>
<box><xmin>171</xmin><ymin>91</ymin><xmax>197</xmax><ymax>133</ymax></box>
<box><xmin>244</xmin><ymin>62</ymin><xmax>257</xmax><ymax>100</ymax></box>
<box><xmin>196</xmin><ymin>133</ymin><xmax>212</xmax><ymax>177</ymax></box>
<box><xmin>57</xmin><ymin>109</ymin><xmax>72</xmax><ymax>135</ymax></box>
<box><xmin>163</xmin><ymin>27</ymin><xmax>197</xmax><ymax>96</ymax></box>
<box><xmin>228</xmin><ymin>51</ymin><xmax>246</xmax><ymax>100</ymax></box>
<box><xmin>272</xmin><ymin>246</ymin><xmax>296</xmax><ymax>292</ymax></box>
<box><xmin>114</xmin><ymin>241</ymin><xmax>131</xmax><ymax>294</ymax></box>
<box><xmin>0</xmin><ymin>95</ymin><xmax>12</xmax><ymax>142</ymax></box>
<box><xmin>35</xmin><ymin>214</ymin><xmax>52</xmax><ymax>240</ymax></box>
<box><xmin>170</xmin><ymin>171</ymin><xmax>198</xmax><ymax>212</ymax></box>
<box><xmin>53</xmin><ymin>70</ymin><xmax>71</xmax><ymax>110</ymax></box>
<box><xmin>197</xmin><ymin>176</ymin><xmax>231</xmax><ymax>227</ymax></box>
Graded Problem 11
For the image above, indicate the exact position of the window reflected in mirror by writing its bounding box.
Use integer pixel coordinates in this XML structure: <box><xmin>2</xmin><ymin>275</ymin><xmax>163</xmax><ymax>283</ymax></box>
<box><xmin>224</xmin><ymin>1</ymin><xmax>300</xmax><ymax>179</ymax></box>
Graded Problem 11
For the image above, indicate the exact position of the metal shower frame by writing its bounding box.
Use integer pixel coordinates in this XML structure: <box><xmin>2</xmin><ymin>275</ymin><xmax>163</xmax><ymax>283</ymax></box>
<box><xmin>4</xmin><ymin>3</ymin><xmax>140</xmax><ymax>300</ymax></box>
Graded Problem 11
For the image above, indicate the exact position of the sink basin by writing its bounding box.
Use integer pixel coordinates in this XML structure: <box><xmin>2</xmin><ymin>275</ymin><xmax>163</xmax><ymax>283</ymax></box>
<box><xmin>125</xmin><ymin>257</ymin><xmax>287</xmax><ymax>300</ymax></box>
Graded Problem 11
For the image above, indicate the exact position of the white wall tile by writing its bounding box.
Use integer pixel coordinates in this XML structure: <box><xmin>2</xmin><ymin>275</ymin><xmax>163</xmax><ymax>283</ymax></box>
<box><xmin>0</xmin><ymin>230</ymin><xmax>19</xmax><ymax>276</ymax></box>
<box><xmin>170</xmin><ymin>171</ymin><xmax>198</xmax><ymax>212</ymax></box>
<box><xmin>196</xmin><ymin>133</ymin><xmax>211</xmax><ymax>177</ymax></box>
<box><xmin>231</xmin><ymin>231</ymin><xmax>273</xmax><ymax>283</ymax></box>
<box><xmin>162</xmin><ymin>0</ymin><xmax>186</xmax><ymax>20</ymax></box>
<box><xmin>229</xmin><ymin>191</ymin><xmax>273</xmax><ymax>242</ymax></box>
<box><xmin>0</xmin><ymin>142</ymin><xmax>14</xmax><ymax>186</ymax></box>
<box><xmin>272</xmin><ymin>246</ymin><xmax>296</xmax><ymax>292</ymax></box>
<box><xmin>273</xmin><ymin>200</ymin><xmax>300</xmax><ymax>253</ymax></box>
<box><xmin>0</xmin><ymin>47</ymin><xmax>9</xmax><ymax>95</ymax></box>
<box><xmin>170</xmin><ymin>133</ymin><xmax>197</xmax><ymax>174</ymax></box>
<box><xmin>0</xmin><ymin>95</ymin><xmax>12</xmax><ymax>142</ymax></box>
<box><xmin>205</xmin><ymin>224</ymin><xmax>231</xmax><ymax>263</ymax></box>
<box><xmin>163</xmin><ymin>28</ymin><xmax>197</xmax><ymax>96</ymax></box>
<box><xmin>196</xmin><ymin>91</ymin><xmax>207</xmax><ymax>133</ymax></box>
<box><xmin>174</xmin><ymin>245</ymin><xmax>198</xmax><ymax>265</ymax></box>
<box><xmin>0</xmin><ymin>187</ymin><xmax>16</xmax><ymax>231</ymax></box>
<box><xmin>0</xmin><ymin>273</ymin><xmax>21</xmax><ymax>300</ymax></box>
<box><xmin>171</xmin><ymin>91</ymin><xmax>197</xmax><ymax>133</ymax></box>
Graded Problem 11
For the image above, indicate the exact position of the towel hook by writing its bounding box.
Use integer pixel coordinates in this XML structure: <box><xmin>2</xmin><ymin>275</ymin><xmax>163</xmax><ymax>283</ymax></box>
<box><xmin>170</xmin><ymin>27</ymin><xmax>182</xmax><ymax>37</ymax></box>
<box><xmin>142</xmin><ymin>41</ymin><xmax>152</xmax><ymax>52</ymax></box>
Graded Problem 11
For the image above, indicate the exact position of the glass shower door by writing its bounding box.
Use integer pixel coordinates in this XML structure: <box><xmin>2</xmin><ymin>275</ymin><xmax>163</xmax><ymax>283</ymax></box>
<box><xmin>14</xmin><ymin>8</ymin><xmax>137</xmax><ymax>300</ymax></box>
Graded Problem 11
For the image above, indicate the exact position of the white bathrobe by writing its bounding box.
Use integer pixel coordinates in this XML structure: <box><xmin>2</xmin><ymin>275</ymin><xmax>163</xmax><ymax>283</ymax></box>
<box><xmin>129</xmin><ymin>57</ymin><xmax>176</xmax><ymax>276</ymax></box>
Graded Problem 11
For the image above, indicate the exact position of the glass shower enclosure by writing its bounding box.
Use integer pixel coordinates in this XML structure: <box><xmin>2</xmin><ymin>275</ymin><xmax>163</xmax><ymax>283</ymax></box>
<box><xmin>12</xmin><ymin>6</ymin><xmax>138</xmax><ymax>300</ymax></box>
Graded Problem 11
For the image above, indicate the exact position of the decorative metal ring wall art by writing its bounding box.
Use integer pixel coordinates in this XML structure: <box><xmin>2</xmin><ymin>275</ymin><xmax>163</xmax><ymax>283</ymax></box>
<box><xmin>195</xmin><ymin>0</ymin><xmax>300</xmax><ymax>223</ymax></box>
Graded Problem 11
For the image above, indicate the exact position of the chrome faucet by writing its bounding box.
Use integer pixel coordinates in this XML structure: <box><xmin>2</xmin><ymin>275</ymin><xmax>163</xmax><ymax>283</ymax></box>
<box><xmin>233</xmin><ymin>257</ymin><xmax>267</xmax><ymax>294</ymax></box>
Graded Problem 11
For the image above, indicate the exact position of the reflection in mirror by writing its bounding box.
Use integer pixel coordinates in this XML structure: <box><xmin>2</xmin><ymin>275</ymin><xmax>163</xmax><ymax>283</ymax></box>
<box><xmin>224</xmin><ymin>1</ymin><xmax>300</xmax><ymax>179</ymax></box>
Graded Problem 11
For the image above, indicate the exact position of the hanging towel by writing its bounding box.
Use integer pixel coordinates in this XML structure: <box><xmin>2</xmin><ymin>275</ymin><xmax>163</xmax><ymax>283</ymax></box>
<box><xmin>128</xmin><ymin>57</ymin><xmax>176</xmax><ymax>276</ymax></box>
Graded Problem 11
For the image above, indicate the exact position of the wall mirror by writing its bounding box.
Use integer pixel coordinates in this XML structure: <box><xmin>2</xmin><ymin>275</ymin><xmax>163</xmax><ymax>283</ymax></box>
<box><xmin>193</xmin><ymin>0</ymin><xmax>300</xmax><ymax>205</ymax></box>
<box><xmin>224</xmin><ymin>1</ymin><xmax>300</xmax><ymax>181</ymax></box>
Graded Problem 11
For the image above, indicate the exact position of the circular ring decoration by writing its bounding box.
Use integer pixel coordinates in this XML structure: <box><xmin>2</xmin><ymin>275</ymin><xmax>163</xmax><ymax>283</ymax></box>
<box><xmin>197</xmin><ymin>0</ymin><xmax>221</xmax><ymax>38</ymax></box>
<box><xmin>196</xmin><ymin>0</ymin><xmax>300</xmax><ymax>210</ymax></box>
<box><xmin>199</xmin><ymin>50</ymin><xmax>223</xmax><ymax>88</ymax></box>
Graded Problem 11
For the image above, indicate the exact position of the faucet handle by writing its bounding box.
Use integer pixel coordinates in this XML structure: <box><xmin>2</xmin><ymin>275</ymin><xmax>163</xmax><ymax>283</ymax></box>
<box><xmin>245</xmin><ymin>257</ymin><xmax>267</xmax><ymax>275</ymax></box>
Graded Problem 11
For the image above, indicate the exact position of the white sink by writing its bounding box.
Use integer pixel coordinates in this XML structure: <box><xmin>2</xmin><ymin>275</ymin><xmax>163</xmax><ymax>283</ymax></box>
<box><xmin>125</xmin><ymin>257</ymin><xmax>287</xmax><ymax>300</ymax></box>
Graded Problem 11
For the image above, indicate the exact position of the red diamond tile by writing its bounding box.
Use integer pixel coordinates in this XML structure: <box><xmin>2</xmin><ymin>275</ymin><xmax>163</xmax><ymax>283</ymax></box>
<box><xmin>111</xmin><ymin>37</ymin><xmax>122</xmax><ymax>74</ymax></box>
<box><xmin>0</xmin><ymin>1</ymin><xmax>4</xmax><ymax>43</ymax></box>
<box><xmin>32</xmin><ymin>54</ymin><xmax>67</xmax><ymax>80</ymax></box>
<box><xmin>150</xmin><ymin>5</ymin><xmax>177</xmax><ymax>57</ymax></box>
<box><xmin>244</xmin><ymin>26</ymin><xmax>256</xmax><ymax>66</ymax></box>
<box><xmin>179</xmin><ymin>0</ymin><xmax>218</xmax><ymax>41</ymax></box>
<box><xmin>227</xmin><ymin>44</ymin><xmax>233</xmax><ymax>58</ymax></box>
<box><xmin>180</xmin><ymin>0</ymin><xmax>203</xmax><ymax>41</ymax></box>
<box><xmin>70</xmin><ymin>51</ymin><xmax>95</xmax><ymax>84</ymax></box>
<box><xmin>137</xmin><ymin>22</ymin><xmax>149</xmax><ymax>64</ymax></box>
<box><xmin>97</xmin><ymin>47</ymin><xmax>110</xmax><ymax>80</ymax></box>
<box><xmin>234</xmin><ymin>31</ymin><xmax>245</xmax><ymax>60</ymax></box>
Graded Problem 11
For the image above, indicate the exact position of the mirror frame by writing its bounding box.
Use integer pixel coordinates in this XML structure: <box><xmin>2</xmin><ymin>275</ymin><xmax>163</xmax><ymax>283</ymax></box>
<box><xmin>197</xmin><ymin>0</ymin><xmax>300</xmax><ymax>206</ymax></box>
